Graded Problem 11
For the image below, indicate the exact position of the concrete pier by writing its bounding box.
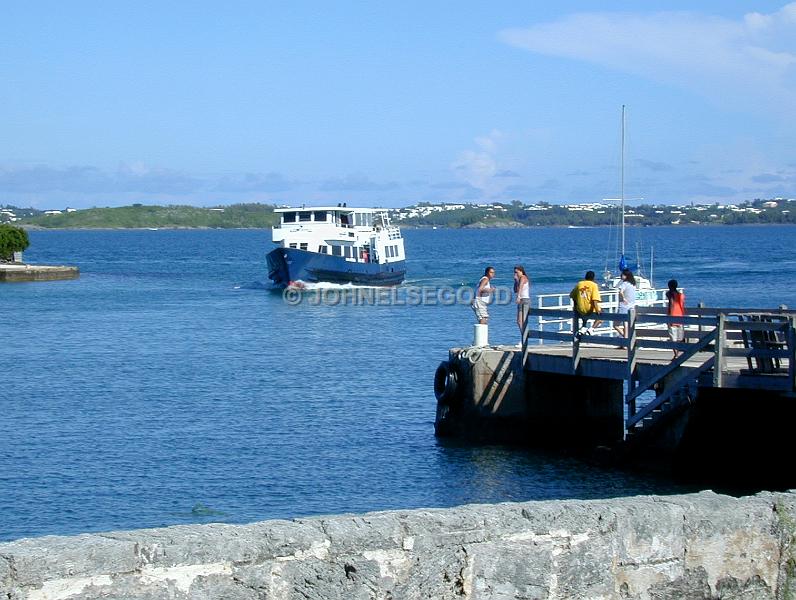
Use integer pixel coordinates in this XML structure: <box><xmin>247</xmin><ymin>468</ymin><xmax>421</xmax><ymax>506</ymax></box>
<box><xmin>434</xmin><ymin>306</ymin><xmax>796</xmax><ymax>485</ymax></box>
<box><xmin>435</xmin><ymin>346</ymin><xmax>625</xmax><ymax>447</ymax></box>
<box><xmin>0</xmin><ymin>264</ymin><xmax>79</xmax><ymax>282</ymax></box>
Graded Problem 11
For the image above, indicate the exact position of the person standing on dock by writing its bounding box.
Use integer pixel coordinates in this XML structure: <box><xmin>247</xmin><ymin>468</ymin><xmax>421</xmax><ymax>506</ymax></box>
<box><xmin>471</xmin><ymin>266</ymin><xmax>495</xmax><ymax>324</ymax></box>
<box><xmin>514</xmin><ymin>265</ymin><xmax>531</xmax><ymax>342</ymax></box>
<box><xmin>614</xmin><ymin>269</ymin><xmax>636</xmax><ymax>338</ymax></box>
<box><xmin>570</xmin><ymin>270</ymin><xmax>602</xmax><ymax>338</ymax></box>
<box><xmin>667</xmin><ymin>279</ymin><xmax>686</xmax><ymax>358</ymax></box>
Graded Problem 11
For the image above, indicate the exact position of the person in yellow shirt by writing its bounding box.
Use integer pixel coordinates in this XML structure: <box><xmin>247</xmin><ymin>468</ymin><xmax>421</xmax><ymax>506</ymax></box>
<box><xmin>569</xmin><ymin>270</ymin><xmax>603</xmax><ymax>338</ymax></box>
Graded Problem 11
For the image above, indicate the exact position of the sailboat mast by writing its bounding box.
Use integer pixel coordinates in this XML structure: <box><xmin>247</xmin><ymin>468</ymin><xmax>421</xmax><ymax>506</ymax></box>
<box><xmin>621</xmin><ymin>104</ymin><xmax>625</xmax><ymax>258</ymax></box>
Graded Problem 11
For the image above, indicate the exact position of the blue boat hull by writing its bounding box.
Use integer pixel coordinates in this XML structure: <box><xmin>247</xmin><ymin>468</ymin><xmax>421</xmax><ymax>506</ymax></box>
<box><xmin>267</xmin><ymin>248</ymin><xmax>406</xmax><ymax>287</ymax></box>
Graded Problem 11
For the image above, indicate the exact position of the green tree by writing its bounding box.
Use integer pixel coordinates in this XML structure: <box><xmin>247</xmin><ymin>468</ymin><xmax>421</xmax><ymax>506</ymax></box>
<box><xmin>0</xmin><ymin>224</ymin><xmax>30</xmax><ymax>261</ymax></box>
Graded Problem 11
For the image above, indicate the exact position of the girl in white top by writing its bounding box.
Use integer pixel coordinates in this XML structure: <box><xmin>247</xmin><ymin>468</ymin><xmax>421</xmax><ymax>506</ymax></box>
<box><xmin>514</xmin><ymin>265</ymin><xmax>531</xmax><ymax>342</ymax></box>
<box><xmin>614</xmin><ymin>269</ymin><xmax>637</xmax><ymax>338</ymax></box>
<box><xmin>471</xmin><ymin>266</ymin><xmax>495</xmax><ymax>324</ymax></box>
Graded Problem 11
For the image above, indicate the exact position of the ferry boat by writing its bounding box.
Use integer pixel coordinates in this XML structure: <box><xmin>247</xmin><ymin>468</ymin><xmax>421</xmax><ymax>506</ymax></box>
<box><xmin>266</xmin><ymin>205</ymin><xmax>406</xmax><ymax>288</ymax></box>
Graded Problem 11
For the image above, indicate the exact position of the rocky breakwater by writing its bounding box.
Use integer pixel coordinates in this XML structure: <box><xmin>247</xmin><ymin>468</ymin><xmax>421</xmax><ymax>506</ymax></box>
<box><xmin>2</xmin><ymin>491</ymin><xmax>796</xmax><ymax>599</ymax></box>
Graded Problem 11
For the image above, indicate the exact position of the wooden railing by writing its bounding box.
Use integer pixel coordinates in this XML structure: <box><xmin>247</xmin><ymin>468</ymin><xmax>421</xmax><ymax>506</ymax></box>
<box><xmin>533</xmin><ymin>288</ymin><xmax>671</xmax><ymax>343</ymax></box>
<box><xmin>519</xmin><ymin>305</ymin><xmax>796</xmax><ymax>433</ymax></box>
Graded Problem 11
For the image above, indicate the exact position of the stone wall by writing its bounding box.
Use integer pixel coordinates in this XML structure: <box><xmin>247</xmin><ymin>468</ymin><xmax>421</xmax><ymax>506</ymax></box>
<box><xmin>2</xmin><ymin>491</ymin><xmax>796</xmax><ymax>599</ymax></box>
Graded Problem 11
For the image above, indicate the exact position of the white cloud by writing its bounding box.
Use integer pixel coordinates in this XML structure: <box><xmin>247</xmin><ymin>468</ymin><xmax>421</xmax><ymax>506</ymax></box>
<box><xmin>0</xmin><ymin>163</ymin><xmax>201</xmax><ymax>194</ymax></box>
<box><xmin>499</xmin><ymin>3</ymin><xmax>796</xmax><ymax>118</ymax></box>
<box><xmin>452</xmin><ymin>130</ymin><xmax>504</xmax><ymax>194</ymax></box>
<box><xmin>214</xmin><ymin>172</ymin><xmax>294</xmax><ymax>193</ymax></box>
<box><xmin>319</xmin><ymin>174</ymin><xmax>400</xmax><ymax>192</ymax></box>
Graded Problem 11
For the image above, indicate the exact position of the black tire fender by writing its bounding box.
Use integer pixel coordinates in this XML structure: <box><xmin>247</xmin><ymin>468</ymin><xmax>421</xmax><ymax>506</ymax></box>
<box><xmin>433</xmin><ymin>361</ymin><xmax>460</xmax><ymax>405</ymax></box>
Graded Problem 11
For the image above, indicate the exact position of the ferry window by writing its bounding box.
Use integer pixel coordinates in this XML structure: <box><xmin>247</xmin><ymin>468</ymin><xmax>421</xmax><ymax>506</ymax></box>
<box><xmin>332</xmin><ymin>245</ymin><xmax>342</xmax><ymax>256</ymax></box>
<box><xmin>386</xmin><ymin>246</ymin><xmax>393</xmax><ymax>258</ymax></box>
<box><xmin>300</xmin><ymin>243</ymin><xmax>308</xmax><ymax>251</ymax></box>
<box><xmin>313</xmin><ymin>211</ymin><xmax>327</xmax><ymax>222</ymax></box>
<box><xmin>340</xmin><ymin>213</ymin><xmax>350</xmax><ymax>226</ymax></box>
<box><xmin>289</xmin><ymin>243</ymin><xmax>297</xmax><ymax>249</ymax></box>
<box><xmin>283</xmin><ymin>212</ymin><xmax>297</xmax><ymax>223</ymax></box>
<box><xmin>299</xmin><ymin>212</ymin><xmax>311</xmax><ymax>222</ymax></box>
<box><xmin>364</xmin><ymin>214</ymin><xmax>372</xmax><ymax>228</ymax></box>
<box><xmin>319</xmin><ymin>245</ymin><xmax>328</xmax><ymax>254</ymax></box>
<box><xmin>393</xmin><ymin>244</ymin><xmax>399</xmax><ymax>256</ymax></box>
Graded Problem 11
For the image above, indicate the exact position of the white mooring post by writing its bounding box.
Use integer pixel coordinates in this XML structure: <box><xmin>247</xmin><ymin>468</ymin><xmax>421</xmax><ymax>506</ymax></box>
<box><xmin>473</xmin><ymin>323</ymin><xmax>488</xmax><ymax>347</ymax></box>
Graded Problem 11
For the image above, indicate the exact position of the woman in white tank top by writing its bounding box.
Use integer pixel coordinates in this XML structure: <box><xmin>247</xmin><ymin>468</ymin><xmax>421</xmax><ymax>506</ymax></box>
<box><xmin>514</xmin><ymin>265</ymin><xmax>531</xmax><ymax>343</ymax></box>
<box><xmin>471</xmin><ymin>266</ymin><xmax>495</xmax><ymax>324</ymax></box>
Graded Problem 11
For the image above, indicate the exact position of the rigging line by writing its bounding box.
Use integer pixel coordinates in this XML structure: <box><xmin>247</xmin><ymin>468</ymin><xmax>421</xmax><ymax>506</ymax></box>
<box><xmin>604</xmin><ymin>109</ymin><xmax>624</xmax><ymax>276</ymax></box>
<box><xmin>621</xmin><ymin>104</ymin><xmax>625</xmax><ymax>257</ymax></box>
<box><xmin>603</xmin><ymin>198</ymin><xmax>617</xmax><ymax>275</ymax></box>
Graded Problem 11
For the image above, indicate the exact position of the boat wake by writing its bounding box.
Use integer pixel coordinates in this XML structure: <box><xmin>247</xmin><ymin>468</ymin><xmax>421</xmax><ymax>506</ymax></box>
<box><xmin>291</xmin><ymin>281</ymin><xmax>395</xmax><ymax>291</ymax></box>
<box><xmin>235</xmin><ymin>281</ymin><xmax>272</xmax><ymax>290</ymax></box>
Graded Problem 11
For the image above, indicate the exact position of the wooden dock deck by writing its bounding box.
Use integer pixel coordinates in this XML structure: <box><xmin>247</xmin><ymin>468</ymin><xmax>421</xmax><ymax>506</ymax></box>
<box><xmin>515</xmin><ymin>342</ymin><xmax>787</xmax><ymax>390</ymax></box>
<box><xmin>520</xmin><ymin>304</ymin><xmax>795</xmax><ymax>432</ymax></box>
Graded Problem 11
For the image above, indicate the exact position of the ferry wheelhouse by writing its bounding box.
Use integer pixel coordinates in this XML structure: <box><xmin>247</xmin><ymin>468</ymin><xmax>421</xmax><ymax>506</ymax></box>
<box><xmin>266</xmin><ymin>206</ymin><xmax>406</xmax><ymax>288</ymax></box>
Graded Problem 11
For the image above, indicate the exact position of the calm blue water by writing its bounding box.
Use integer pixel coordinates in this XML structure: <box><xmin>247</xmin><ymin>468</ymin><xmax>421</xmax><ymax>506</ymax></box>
<box><xmin>1</xmin><ymin>225</ymin><xmax>793</xmax><ymax>541</ymax></box>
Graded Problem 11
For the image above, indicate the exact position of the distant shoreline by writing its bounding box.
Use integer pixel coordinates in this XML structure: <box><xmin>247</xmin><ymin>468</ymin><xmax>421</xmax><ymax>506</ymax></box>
<box><xmin>5</xmin><ymin>198</ymin><xmax>793</xmax><ymax>229</ymax></box>
<box><xmin>18</xmin><ymin>222</ymin><xmax>796</xmax><ymax>231</ymax></box>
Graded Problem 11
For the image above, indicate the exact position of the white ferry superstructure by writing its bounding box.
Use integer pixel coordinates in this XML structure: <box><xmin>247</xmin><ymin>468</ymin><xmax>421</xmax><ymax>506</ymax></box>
<box><xmin>266</xmin><ymin>206</ymin><xmax>406</xmax><ymax>287</ymax></box>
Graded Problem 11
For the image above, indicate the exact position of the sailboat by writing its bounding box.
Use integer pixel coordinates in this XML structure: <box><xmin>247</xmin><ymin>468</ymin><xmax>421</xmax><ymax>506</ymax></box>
<box><xmin>533</xmin><ymin>106</ymin><xmax>668</xmax><ymax>332</ymax></box>
<box><xmin>601</xmin><ymin>105</ymin><xmax>658</xmax><ymax>305</ymax></box>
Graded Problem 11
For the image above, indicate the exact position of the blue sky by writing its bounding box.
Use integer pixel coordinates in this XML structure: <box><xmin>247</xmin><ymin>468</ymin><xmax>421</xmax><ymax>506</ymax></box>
<box><xmin>2</xmin><ymin>1</ymin><xmax>795</xmax><ymax>209</ymax></box>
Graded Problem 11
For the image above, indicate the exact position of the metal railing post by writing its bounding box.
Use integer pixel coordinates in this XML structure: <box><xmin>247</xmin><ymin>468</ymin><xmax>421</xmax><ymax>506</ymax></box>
<box><xmin>572</xmin><ymin>311</ymin><xmax>581</xmax><ymax>371</ymax></box>
<box><xmin>789</xmin><ymin>316</ymin><xmax>796</xmax><ymax>394</ymax></box>
<box><xmin>520</xmin><ymin>303</ymin><xmax>530</xmax><ymax>367</ymax></box>
<box><xmin>697</xmin><ymin>301</ymin><xmax>705</xmax><ymax>338</ymax></box>
<box><xmin>713</xmin><ymin>312</ymin><xmax>726</xmax><ymax>388</ymax></box>
<box><xmin>626</xmin><ymin>308</ymin><xmax>637</xmax><ymax>419</ymax></box>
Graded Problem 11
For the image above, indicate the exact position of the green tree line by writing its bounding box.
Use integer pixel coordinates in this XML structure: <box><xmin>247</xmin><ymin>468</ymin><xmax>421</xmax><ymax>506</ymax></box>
<box><xmin>3</xmin><ymin>198</ymin><xmax>794</xmax><ymax>229</ymax></box>
<box><xmin>396</xmin><ymin>199</ymin><xmax>796</xmax><ymax>228</ymax></box>
<box><xmin>15</xmin><ymin>203</ymin><xmax>279</xmax><ymax>229</ymax></box>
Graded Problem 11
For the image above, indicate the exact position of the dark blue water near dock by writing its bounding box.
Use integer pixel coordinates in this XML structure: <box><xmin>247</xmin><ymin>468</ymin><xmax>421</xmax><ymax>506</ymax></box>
<box><xmin>2</xmin><ymin>226</ymin><xmax>794</xmax><ymax>541</ymax></box>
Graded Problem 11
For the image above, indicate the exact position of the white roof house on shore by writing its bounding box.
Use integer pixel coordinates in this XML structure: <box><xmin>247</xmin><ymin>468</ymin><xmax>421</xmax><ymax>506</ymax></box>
<box><xmin>1</xmin><ymin>209</ymin><xmax>18</xmax><ymax>222</ymax></box>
